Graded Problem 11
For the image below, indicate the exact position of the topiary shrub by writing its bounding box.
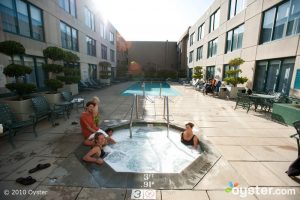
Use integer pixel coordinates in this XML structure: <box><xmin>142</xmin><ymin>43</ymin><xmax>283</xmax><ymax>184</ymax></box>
<box><xmin>42</xmin><ymin>64</ymin><xmax>63</xmax><ymax>73</ymax></box>
<box><xmin>224</xmin><ymin>57</ymin><xmax>248</xmax><ymax>87</ymax></box>
<box><xmin>43</xmin><ymin>46</ymin><xmax>64</xmax><ymax>62</ymax></box>
<box><xmin>0</xmin><ymin>41</ymin><xmax>36</xmax><ymax>100</ymax></box>
<box><xmin>192</xmin><ymin>66</ymin><xmax>203</xmax><ymax>79</ymax></box>
<box><xmin>45</xmin><ymin>79</ymin><xmax>63</xmax><ymax>92</ymax></box>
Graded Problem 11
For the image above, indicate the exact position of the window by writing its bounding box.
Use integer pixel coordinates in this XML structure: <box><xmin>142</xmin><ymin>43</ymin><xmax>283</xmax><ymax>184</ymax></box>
<box><xmin>253</xmin><ymin>58</ymin><xmax>295</xmax><ymax>95</ymax></box>
<box><xmin>206</xmin><ymin>66</ymin><xmax>215</xmax><ymax>80</ymax></box>
<box><xmin>109</xmin><ymin>31</ymin><xmax>114</xmax><ymax>44</ymax></box>
<box><xmin>196</xmin><ymin>46</ymin><xmax>203</xmax><ymax>61</ymax></box>
<box><xmin>84</xmin><ymin>7</ymin><xmax>95</xmax><ymax>31</ymax></box>
<box><xmin>86</xmin><ymin>36</ymin><xmax>96</xmax><ymax>56</ymax></box>
<box><xmin>58</xmin><ymin>0</ymin><xmax>76</xmax><ymax>17</ymax></box>
<box><xmin>110</xmin><ymin>49</ymin><xmax>115</xmax><ymax>62</ymax></box>
<box><xmin>207</xmin><ymin>38</ymin><xmax>218</xmax><ymax>58</ymax></box>
<box><xmin>223</xmin><ymin>65</ymin><xmax>239</xmax><ymax>80</ymax></box>
<box><xmin>60</xmin><ymin>21</ymin><xmax>78</xmax><ymax>51</ymax></box>
<box><xmin>197</xmin><ymin>23</ymin><xmax>205</xmax><ymax>41</ymax></box>
<box><xmin>100</xmin><ymin>22</ymin><xmax>105</xmax><ymax>38</ymax></box>
<box><xmin>261</xmin><ymin>0</ymin><xmax>300</xmax><ymax>44</ymax></box>
<box><xmin>226</xmin><ymin>24</ymin><xmax>244</xmax><ymax>53</ymax></box>
<box><xmin>209</xmin><ymin>8</ymin><xmax>220</xmax><ymax>33</ymax></box>
<box><xmin>88</xmin><ymin>64</ymin><xmax>97</xmax><ymax>80</ymax></box>
<box><xmin>0</xmin><ymin>0</ymin><xmax>44</xmax><ymax>41</ymax></box>
<box><xmin>11</xmin><ymin>55</ymin><xmax>46</xmax><ymax>88</ymax></box>
<box><xmin>101</xmin><ymin>44</ymin><xmax>107</xmax><ymax>59</ymax></box>
<box><xmin>189</xmin><ymin>51</ymin><xmax>194</xmax><ymax>63</ymax></box>
<box><xmin>229</xmin><ymin>0</ymin><xmax>246</xmax><ymax>19</ymax></box>
<box><xmin>189</xmin><ymin>32</ymin><xmax>194</xmax><ymax>46</ymax></box>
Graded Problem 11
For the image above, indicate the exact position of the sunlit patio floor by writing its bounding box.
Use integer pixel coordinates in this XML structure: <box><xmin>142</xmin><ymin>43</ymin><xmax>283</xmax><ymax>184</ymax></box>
<box><xmin>0</xmin><ymin>81</ymin><xmax>299</xmax><ymax>200</ymax></box>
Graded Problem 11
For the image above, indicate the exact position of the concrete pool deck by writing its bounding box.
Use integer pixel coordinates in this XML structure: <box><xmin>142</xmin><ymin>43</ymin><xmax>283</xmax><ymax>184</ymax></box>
<box><xmin>0</xmin><ymin>81</ymin><xmax>299</xmax><ymax>200</ymax></box>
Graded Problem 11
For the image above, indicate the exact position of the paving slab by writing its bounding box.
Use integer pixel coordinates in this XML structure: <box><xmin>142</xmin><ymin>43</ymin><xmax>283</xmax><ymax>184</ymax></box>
<box><xmin>41</xmin><ymin>154</ymin><xmax>99</xmax><ymax>188</ymax></box>
<box><xmin>207</xmin><ymin>190</ymin><xmax>258</xmax><ymax>200</ymax></box>
<box><xmin>37</xmin><ymin>141</ymin><xmax>81</xmax><ymax>158</ymax></box>
<box><xmin>215</xmin><ymin>145</ymin><xmax>256</xmax><ymax>161</ymax></box>
<box><xmin>262</xmin><ymin>162</ymin><xmax>300</xmax><ymax>186</ymax></box>
<box><xmin>231</xmin><ymin>162</ymin><xmax>287</xmax><ymax>186</ymax></box>
<box><xmin>5</xmin><ymin>157</ymin><xmax>64</xmax><ymax>182</ymax></box>
<box><xmin>26</xmin><ymin>185</ymin><xmax>81</xmax><ymax>200</ymax></box>
<box><xmin>194</xmin><ymin>157</ymin><xmax>249</xmax><ymax>190</ymax></box>
<box><xmin>77</xmin><ymin>188</ymin><xmax>126</xmax><ymax>200</ymax></box>
<box><xmin>0</xmin><ymin>180</ymin><xmax>40</xmax><ymax>200</ymax></box>
<box><xmin>243</xmin><ymin>146</ymin><xmax>297</xmax><ymax>161</ymax></box>
<box><xmin>161</xmin><ymin>190</ymin><xmax>209</xmax><ymax>200</ymax></box>
<box><xmin>254</xmin><ymin>187</ymin><xmax>300</xmax><ymax>200</ymax></box>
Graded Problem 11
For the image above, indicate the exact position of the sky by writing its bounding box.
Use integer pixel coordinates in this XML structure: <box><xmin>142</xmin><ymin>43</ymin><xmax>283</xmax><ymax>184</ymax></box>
<box><xmin>93</xmin><ymin>0</ymin><xmax>214</xmax><ymax>41</ymax></box>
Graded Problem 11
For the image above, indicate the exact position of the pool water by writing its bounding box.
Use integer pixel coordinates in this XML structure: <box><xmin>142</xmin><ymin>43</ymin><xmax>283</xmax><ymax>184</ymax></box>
<box><xmin>103</xmin><ymin>125</ymin><xmax>201</xmax><ymax>173</ymax></box>
<box><xmin>121</xmin><ymin>82</ymin><xmax>180</xmax><ymax>96</ymax></box>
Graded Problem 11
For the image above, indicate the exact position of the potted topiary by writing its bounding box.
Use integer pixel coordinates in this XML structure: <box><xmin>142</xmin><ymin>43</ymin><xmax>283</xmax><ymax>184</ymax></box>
<box><xmin>0</xmin><ymin>41</ymin><xmax>37</xmax><ymax>119</ymax></box>
<box><xmin>57</xmin><ymin>51</ymin><xmax>80</xmax><ymax>95</ymax></box>
<box><xmin>224</xmin><ymin>57</ymin><xmax>248</xmax><ymax>98</ymax></box>
<box><xmin>42</xmin><ymin>46</ymin><xmax>64</xmax><ymax>105</ymax></box>
<box><xmin>99</xmin><ymin>61</ymin><xmax>111</xmax><ymax>85</ymax></box>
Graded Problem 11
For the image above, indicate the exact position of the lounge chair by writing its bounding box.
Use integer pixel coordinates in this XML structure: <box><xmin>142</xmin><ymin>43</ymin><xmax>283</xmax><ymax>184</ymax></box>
<box><xmin>61</xmin><ymin>91</ymin><xmax>84</xmax><ymax>112</ymax></box>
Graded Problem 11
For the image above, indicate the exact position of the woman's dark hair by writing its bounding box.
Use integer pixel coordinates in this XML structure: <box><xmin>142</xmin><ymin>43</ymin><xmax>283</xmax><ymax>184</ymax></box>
<box><xmin>105</xmin><ymin>128</ymin><xmax>113</xmax><ymax>133</ymax></box>
<box><xmin>86</xmin><ymin>101</ymin><xmax>96</xmax><ymax>107</ymax></box>
<box><xmin>94</xmin><ymin>132</ymin><xmax>103</xmax><ymax>144</ymax></box>
<box><xmin>185</xmin><ymin>122</ymin><xmax>194</xmax><ymax>128</ymax></box>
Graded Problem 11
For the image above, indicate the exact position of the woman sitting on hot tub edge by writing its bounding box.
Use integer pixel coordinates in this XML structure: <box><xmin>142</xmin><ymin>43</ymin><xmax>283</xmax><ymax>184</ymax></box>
<box><xmin>181</xmin><ymin>122</ymin><xmax>199</xmax><ymax>149</ymax></box>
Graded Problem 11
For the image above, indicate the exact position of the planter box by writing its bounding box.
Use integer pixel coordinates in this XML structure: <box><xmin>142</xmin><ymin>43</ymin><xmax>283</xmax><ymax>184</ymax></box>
<box><xmin>0</xmin><ymin>97</ymin><xmax>34</xmax><ymax>120</ymax></box>
<box><xmin>100</xmin><ymin>78</ymin><xmax>111</xmax><ymax>85</ymax></box>
<box><xmin>59</xmin><ymin>83</ymin><xmax>78</xmax><ymax>95</ymax></box>
<box><xmin>44</xmin><ymin>92</ymin><xmax>63</xmax><ymax>106</ymax></box>
<box><xmin>272</xmin><ymin>103</ymin><xmax>300</xmax><ymax>126</ymax></box>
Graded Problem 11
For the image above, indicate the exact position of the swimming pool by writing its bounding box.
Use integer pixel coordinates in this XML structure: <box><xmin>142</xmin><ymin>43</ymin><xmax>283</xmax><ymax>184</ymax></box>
<box><xmin>122</xmin><ymin>82</ymin><xmax>180</xmax><ymax>96</ymax></box>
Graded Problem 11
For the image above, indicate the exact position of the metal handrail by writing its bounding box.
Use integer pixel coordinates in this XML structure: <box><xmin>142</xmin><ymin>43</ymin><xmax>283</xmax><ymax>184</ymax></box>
<box><xmin>129</xmin><ymin>94</ymin><xmax>136</xmax><ymax>138</ymax></box>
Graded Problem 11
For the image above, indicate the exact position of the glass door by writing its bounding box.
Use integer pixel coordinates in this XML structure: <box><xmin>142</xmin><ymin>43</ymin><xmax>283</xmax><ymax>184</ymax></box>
<box><xmin>265</xmin><ymin>60</ymin><xmax>281</xmax><ymax>93</ymax></box>
<box><xmin>253</xmin><ymin>61</ymin><xmax>268</xmax><ymax>93</ymax></box>
<box><xmin>277</xmin><ymin>58</ymin><xmax>295</xmax><ymax>95</ymax></box>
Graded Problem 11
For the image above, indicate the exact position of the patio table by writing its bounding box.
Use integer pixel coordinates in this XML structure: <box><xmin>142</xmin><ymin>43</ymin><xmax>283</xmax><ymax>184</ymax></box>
<box><xmin>54</xmin><ymin>102</ymin><xmax>72</xmax><ymax>118</ymax></box>
<box><xmin>249</xmin><ymin>94</ymin><xmax>276</xmax><ymax>111</ymax></box>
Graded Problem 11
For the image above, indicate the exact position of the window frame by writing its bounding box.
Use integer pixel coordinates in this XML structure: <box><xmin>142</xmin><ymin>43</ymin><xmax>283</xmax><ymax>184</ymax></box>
<box><xmin>60</xmin><ymin>21</ymin><xmax>79</xmax><ymax>51</ymax></box>
<box><xmin>101</xmin><ymin>44</ymin><xmax>108</xmax><ymax>60</ymax></box>
<box><xmin>207</xmin><ymin>37</ymin><xmax>218</xmax><ymax>58</ymax></box>
<box><xmin>197</xmin><ymin>23</ymin><xmax>205</xmax><ymax>41</ymax></box>
<box><xmin>84</xmin><ymin>7</ymin><xmax>95</xmax><ymax>31</ymax></box>
<box><xmin>58</xmin><ymin>0</ymin><xmax>77</xmax><ymax>17</ymax></box>
<box><xmin>196</xmin><ymin>46</ymin><xmax>203</xmax><ymax>61</ymax></box>
<box><xmin>86</xmin><ymin>36</ymin><xmax>96</xmax><ymax>57</ymax></box>
<box><xmin>209</xmin><ymin>8</ymin><xmax>220</xmax><ymax>33</ymax></box>
<box><xmin>226</xmin><ymin>23</ymin><xmax>244</xmax><ymax>53</ymax></box>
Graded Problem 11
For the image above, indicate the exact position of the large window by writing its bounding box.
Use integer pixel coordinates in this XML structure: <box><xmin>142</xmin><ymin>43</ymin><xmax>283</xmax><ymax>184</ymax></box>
<box><xmin>206</xmin><ymin>66</ymin><xmax>215</xmax><ymax>80</ymax></box>
<box><xmin>189</xmin><ymin>32</ymin><xmax>194</xmax><ymax>46</ymax></box>
<box><xmin>86</xmin><ymin>36</ymin><xmax>96</xmax><ymax>56</ymax></box>
<box><xmin>226</xmin><ymin>24</ymin><xmax>244</xmax><ymax>53</ymax></box>
<box><xmin>0</xmin><ymin>0</ymin><xmax>44</xmax><ymax>41</ymax></box>
<box><xmin>84</xmin><ymin>7</ymin><xmax>95</xmax><ymax>31</ymax></box>
<box><xmin>261</xmin><ymin>0</ymin><xmax>300</xmax><ymax>44</ymax></box>
<box><xmin>253</xmin><ymin>58</ymin><xmax>295</xmax><ymax>95</ymax></box>
<box><xmin>109</xmin><ymin>31</ymin><xmax>115</xmax><ymax>44</ymax></box>
<box><xmin>60</xmin><ymin>21</ymin><xmax>78</xmax><ymax>51</ymax></box>
<box><xmin>100</xmin><ymin>22</ymin><xmax>105</xmax><ymax>38</ymax></box>
<box><xmin>229</xmin><ymin>0</ymin><xmax>246</xmax><ymax>19</ymax></box>
<box><xmin>58</xmin><ymin>0</ymin><xmax>76</xmax><ymax>17</ymax></box>
<box><xmin>196</xmin><ymin>46</ymin><xmax>203</xmax><ymax>61</ymax></box>
<box><xmin>209</xmin><ymin>8</ymin><xmax>220</xmax><ymax>33</ymax></box>
<box><xmin>12</xmin><ymin>55</ymin><xmax>46</xmax><ymax>88</ymax></box>
<box><xmin>197</xmin><ymin>23</ymin><xmax>205</xmax><ymax>41</ymax></box>
<box><xmin>189</xmin><ymin>51</ymin><xmax>194</xmax><ymax>63</ymax></box>
<box><xmin>88</xmin><ymin>64</ymin><xmax>97</xmax><ymax>80</ymax></box>
<box><xmin>223</xmin><ymin>65</ymin><xmax>239</xmax><ymax>80</ymax></box>
<box><xmin>110</xmin><ymin>49</ymin><xmax>115</xmax><ymax>62</ymax></box>
<box><xmin>101</xmin><ymin>44</ymin><xmax>107</xmax><ymax>60</ymax></box>
<box><xmin>207</xmin><ymin>38</ymin><xmax>218</xmax><ymax>58</ymax></box>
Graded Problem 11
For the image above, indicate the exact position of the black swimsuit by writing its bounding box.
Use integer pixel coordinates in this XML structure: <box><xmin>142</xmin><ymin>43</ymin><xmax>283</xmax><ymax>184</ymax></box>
<box><xmin>181</xmin><ymin>132</ymin><xmax>195</xmax><ymax>146</ymax></box>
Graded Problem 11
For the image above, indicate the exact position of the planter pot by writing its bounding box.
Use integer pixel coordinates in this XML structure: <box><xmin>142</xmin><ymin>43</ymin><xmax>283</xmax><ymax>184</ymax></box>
<box><xmin>100</xmin><ymin>78</ymin><xmax>111</xmax><ymax>85</ymax></box>
<box><xmin>44</xmin><ymin>92</ymin><xmax>63</xmax><ymax>106</ymax></box>
<box><xmin>59</xmin><ymin>83</ymin><xmax>78</xmax><ymax>95</ymax></box>
<box><xmin>226</xmin><ymin>86</ymin><xmax>246</xmax><ymax>98</ymax></box>
<box><xmin>0</xmin><ymin>97</ymin><xmax>34</xmax><ymax>120</ymax></box>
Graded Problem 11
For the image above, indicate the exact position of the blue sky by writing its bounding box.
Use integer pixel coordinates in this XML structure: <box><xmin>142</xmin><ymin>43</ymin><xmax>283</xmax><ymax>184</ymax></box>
<box><xmin>94</xmin><ymin>0</ymin><xmax>214</xmax><ymax>41</ymax></box>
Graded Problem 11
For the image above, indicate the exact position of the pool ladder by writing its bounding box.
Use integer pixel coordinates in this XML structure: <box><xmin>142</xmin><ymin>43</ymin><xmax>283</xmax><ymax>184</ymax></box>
<box><xmin>129</xmin><ymin>94</ymin><xmax>171</xmax><ymax>138</ymax></box>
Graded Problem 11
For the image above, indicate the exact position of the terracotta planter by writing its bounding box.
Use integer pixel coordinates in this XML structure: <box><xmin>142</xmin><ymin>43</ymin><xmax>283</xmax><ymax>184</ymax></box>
<box><xmin>0</xmin><ymin>97</ymin><xmax>34</xmax><ymax>120</ymax></box>
<box><xmin>59</xmin><ymin>83</ymin><xmax>78</xmax><ymax>95</ymax></box>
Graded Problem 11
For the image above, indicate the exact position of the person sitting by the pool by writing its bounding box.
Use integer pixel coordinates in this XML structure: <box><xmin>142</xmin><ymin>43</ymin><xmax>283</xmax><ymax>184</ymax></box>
<box><xmin>181</xmin><ymin>122</ymin><xmax>199</xmax><ymax>149</ymax></box>
<box><xmin>83</xmin><ymin>132</ymin><xmax>106</xmax><ymax>165</ymax></box>
<box><xmin>91</xmin><ymin>96</ymin><xmax>100</xmax><ymax>126</ymax></box>
<box><xmin>88</xmin><ymin>128</ymin><xmax>116</xmax><ymax>145</ymax></box>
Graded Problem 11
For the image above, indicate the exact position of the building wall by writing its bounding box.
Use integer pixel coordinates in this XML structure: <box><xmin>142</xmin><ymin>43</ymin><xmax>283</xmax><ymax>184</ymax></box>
<box><xmin>186</xmin><ymin>0</ymin><xmax>300</xmax><ymax>97</ymax></box>
<box><xmin>177</xmin><ymin>27</ymin><xmax>190</xmax><ymax>74</ymax></box>
<box><xmin>0</xmin><ymin>0</ymin><xmax>117</xmax><ymax>93</ymax></box>
<box><xmin>127</xmin><ymin>41</ymin><xmax>177</xmax><ymax>73</ymax></box>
